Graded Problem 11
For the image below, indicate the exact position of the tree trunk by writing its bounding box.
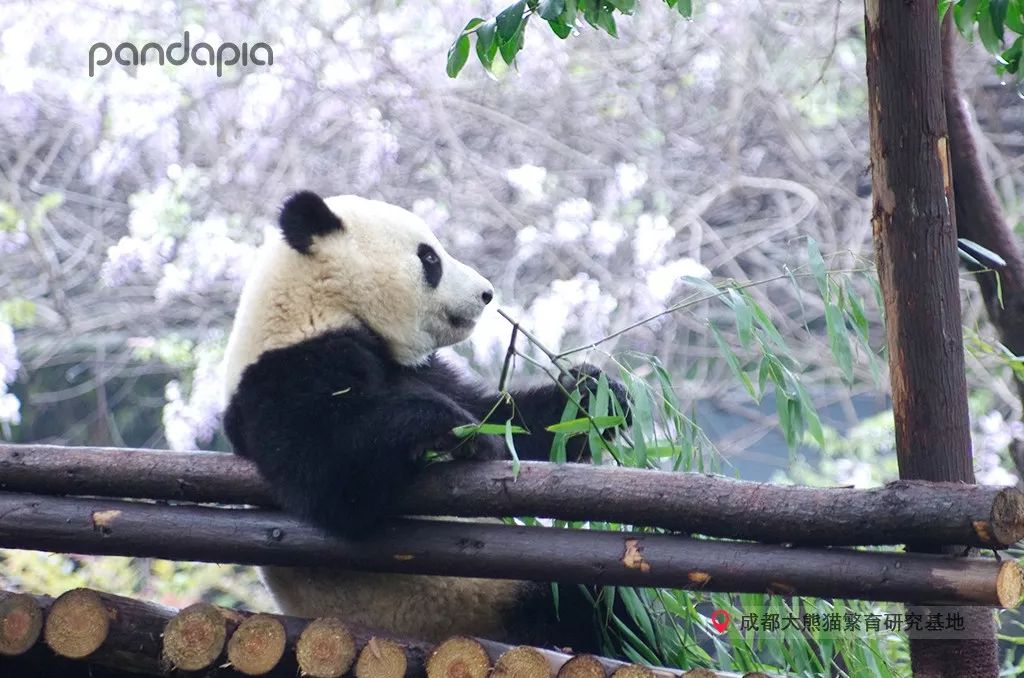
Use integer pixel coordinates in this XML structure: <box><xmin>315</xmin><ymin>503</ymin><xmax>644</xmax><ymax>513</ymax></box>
<box><xmin>864</xmin><ymin>1</ymin><xmax>999</xmax><ymax>675</ymax></box>
<box><xmin>942</xmin><ymin>17</ymin><xmax>1024</xmax><ymax>481</ymax></box>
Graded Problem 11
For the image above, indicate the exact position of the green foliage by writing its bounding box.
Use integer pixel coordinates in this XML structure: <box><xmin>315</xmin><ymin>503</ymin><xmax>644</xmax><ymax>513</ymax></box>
<box><xmin>950</xmin><ymin>0</ymin><xmax>1024</xmax><ymax>73</ymax></box>
<box><xmin>447</xmin><ymin>0</ymin><xmax>692</xmax><ymax>77</ymax></box>
<box><xmin>0</xmin><ymin>549</ymin><xmax>274</xmax><ymax>612</ymax></box>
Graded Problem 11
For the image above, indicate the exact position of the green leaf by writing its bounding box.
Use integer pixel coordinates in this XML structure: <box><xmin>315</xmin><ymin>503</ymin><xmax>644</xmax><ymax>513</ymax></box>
<box><xmin>546</xmin><ymin>415</ymin><xmax>625</xmax><ymax>434</ymax></box>
<box><xmin>681</xmin><ymin>275</ymin><xmax>721</xmax><ymax>298</ymax></box>
<box><xmin>979</xmin><ymin>2</ymin><xmax>1002</xmax><ymax>52</ymax></box>
<box><xmin>446</xmin><ymin>34</ymin><xmax>471</xmax><ymax>78</ymax></box>
<box><xmin>580</xmin><ymin>0</ymin><xmax>600</xmax><ymax>27</ymax></box>
<box><xmin>806</xmin><ymin>237</ymin><xmax>829</xmax><ymax>299</ymax></box>
<box><xmin>1007</xmin><ymin>0</ymin><xmax>1024</xmax><ymax>32</ymax></box>
<box><xmin>452</xmin><ymin>422</ymin><xmax>527</xmax><ymax>437</ymax></box>
<box><xmin>825</xmin><ymin>303</ymin><xmax>853</xmax><ymax>383</ymax></box>
<box><xmin>728</xmin><ymin>289</ymin><xmax>753</xmax><ymax>348</ymax></box>
<box><xmin>475</xmin><ymin>20</ymin><xmax>498</xmax><ymax>69</ymax></box>
<box><xmin>956</xmin><ymin>0</ymin><xmax>981</xmax><ymax>37</ymax></box>
<box><xmin>548</xmin><ymin>19</ymin><xmax>573</xmax><ymax>37</ymax></box>
<box><xmin>596</xmin><ymin>7</ymin><xmax>618</xmax><ymax>36</ymax></box>
<box><xmin>992</xmin><ymin>0</ymin><xmax>1009</xmax><ymax>38</ymax></box>
<box><xmin>539</xmin><ymin>0</ymin><xmax>566</xmax><ymax>20</ymax></box>
<box><xmin>676</xmin><ymin>0</ymin><xmax>693</xmax><ymax>17</ymax></box>
<box><xmin>496</xmin><ymin>0</ymin><xmax>527</xmax><ymax>42</ymax></box>
<box><xmin>609</xmin><ymin>0</ymin><xmax>636</xmax><ymax>13</ymax></box>
<box><xmin>711</xmin><ymin>325</ymin><xmax>755</xmax><ymax>399</ymax></box>
<box><xmin>499</xmin><ymin>20</ymin><xmax>527</xmax><ymax>64</ymax></box>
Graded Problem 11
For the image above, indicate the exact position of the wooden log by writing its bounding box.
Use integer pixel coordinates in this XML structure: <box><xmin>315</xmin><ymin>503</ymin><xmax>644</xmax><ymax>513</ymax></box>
<box><xmin>611</xmin><ymin>666</ymin><xmax>655</xmax><ymax>678</ymax></box>
<box><xmin>355</xmin><ymin>637</ymin><xmax>408</xmax><ymax>678</ymax></box>
<box><xmin>44</xmin><ymin>588</ymin><xmax>111</xmax><ymax>659</ymax></box>
<box><xmin>427</xmin><ymin>636</ymin><xmax>492</xmax><ymax>678</ymax></box>
<box><xmin>492</xmin><ymin>645</ymin><xmax>551</xmax><ymax>678</ymax></box>
<box><xmin>162</xmin><ymin>602</ymin><xmax>228</xmax><ymax>671</ymax></box>
<box><xmin>0</xmin><ymin>493</ymin><xmax>1019</xmax><ymax>608</ymax></box>
<box><xmin>0</xmin><ymin>587</ymin><xmax>763</xmax><ymax>678</ymax></box>
<box><xmin>0</xmin><ymin>592</ymin><xmax>43</xmax><ymax>656</ymax></box>
<box><xmin>36</xmin><ymin>589</ymin><xmax>171</xmax><ymax>674</ymax></box>
<box><xmin>227</xmin><ymin>613</ymin><xmax>287</xmax><ymax>675</ymax></box>
<box><xmin>2</xmin><ymin>444</ymin><xmax>1023</xmax><ymax>549</ymax></box>
<box><xmin>296</xmin><ymin>617</ymin><xmax>356</xmax><ymax>678</ymax></box>
<box><xmin>556</xmin><ymin>655</ymin><xmax>607</xmax><ymax>678</ymax></box>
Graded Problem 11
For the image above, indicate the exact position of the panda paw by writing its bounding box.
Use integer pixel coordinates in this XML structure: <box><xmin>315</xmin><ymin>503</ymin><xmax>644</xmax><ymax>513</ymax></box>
<box><xmin>560</xmin><ymin>364</ymin><xmax>632</xmax><ymax>437</ymax></box>
<box><xmin>423</xmin><ymin>426</ymin><xmax>508</xmax><ymax>462</ymax></box>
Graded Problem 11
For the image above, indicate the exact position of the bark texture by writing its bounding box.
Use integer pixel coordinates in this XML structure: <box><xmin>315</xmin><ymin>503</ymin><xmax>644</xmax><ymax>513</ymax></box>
<box><xmin>864</xmin><ymin>2</ymin><xmax>999</xmax><ymax>675</ymax></box>
<box><xmin>0</xmin><ymin>493</ymin><xmax>1020</xmax><ymax>607</ymax></box>
<box><xmin>3</xmin><ymin>444</ymin><xmax>1024</xmax><ymax>548</ymax></box>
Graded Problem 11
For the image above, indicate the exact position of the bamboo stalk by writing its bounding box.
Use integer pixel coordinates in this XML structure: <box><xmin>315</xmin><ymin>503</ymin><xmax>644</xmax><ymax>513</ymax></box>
<box><xmin>2</xmin><ymin>444</ymin><xmax>1022</xmax><ymax>548</ymax></box>
<box><xmin>0</xmin><ymin>493</ymin><xmax>1019</xmax><ymax>608</ymax></box>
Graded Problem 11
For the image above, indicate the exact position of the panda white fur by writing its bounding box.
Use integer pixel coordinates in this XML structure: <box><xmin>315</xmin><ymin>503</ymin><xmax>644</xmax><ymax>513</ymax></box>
<box><xmin>222</xmin><ymin>191</ymin><xmax>627</xmax><ymax>649</ymax></box>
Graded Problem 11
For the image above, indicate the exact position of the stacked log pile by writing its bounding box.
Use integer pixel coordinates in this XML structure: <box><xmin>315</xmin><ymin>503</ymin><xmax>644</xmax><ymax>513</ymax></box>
<box><xmin>0</xmin><ymin>588</ymin><xmax>766</xmax><ymax>678</ymax></box>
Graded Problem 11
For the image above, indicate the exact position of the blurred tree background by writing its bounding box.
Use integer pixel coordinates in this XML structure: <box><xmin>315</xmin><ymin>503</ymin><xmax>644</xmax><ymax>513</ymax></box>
<box><xmin>2</xmin><ymin>0</ymin><xmax>1024</xmax><ymax>671</ymax></box>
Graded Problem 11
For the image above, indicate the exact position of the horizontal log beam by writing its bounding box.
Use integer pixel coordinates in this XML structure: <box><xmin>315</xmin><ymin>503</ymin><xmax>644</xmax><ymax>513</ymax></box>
<box><xmin>0</xmin><ymin>587</ymin><xmax>754</xmax><ymax>678</ymax></box>
<box><xmin>0</xmin><ymin>493</ymin><xmax>1019</xmax><ymax>607</ymax></box>
<box><xmin>1</xmin><ymin>443</ymin><xmax>1022</xmax><ymax>548</ymax></box>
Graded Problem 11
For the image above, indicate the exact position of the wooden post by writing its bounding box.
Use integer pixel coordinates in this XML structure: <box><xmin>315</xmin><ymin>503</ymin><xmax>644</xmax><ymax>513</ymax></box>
<box><xmin>864</xmin><ymin>1</ymin><xmax>1000</xmax><ymax>675</ymax></box>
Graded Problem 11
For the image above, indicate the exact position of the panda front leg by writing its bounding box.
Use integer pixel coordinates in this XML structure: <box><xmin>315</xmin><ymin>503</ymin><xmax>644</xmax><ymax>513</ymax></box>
<box><xmin>230</xmin><ymin>387</ymin><xmax>492</xmax><ymax>539</ymax></box>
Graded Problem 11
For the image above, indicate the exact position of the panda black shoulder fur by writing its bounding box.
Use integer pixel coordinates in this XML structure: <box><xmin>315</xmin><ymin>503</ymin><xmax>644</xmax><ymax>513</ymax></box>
<box><xmin>222</xmin><ymin>191</ymin><xmax>628</xmax><ymax>649</ymax></box>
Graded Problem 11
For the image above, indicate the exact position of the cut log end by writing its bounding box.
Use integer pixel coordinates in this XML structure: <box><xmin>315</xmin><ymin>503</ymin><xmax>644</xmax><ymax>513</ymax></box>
<box><xmin>296</xmin><ymin>617</ymin><xmax>356</xmax><ymax>678</ymax></box>
<box><xmin>44</xmin><ymin>588</ymin><xmax>110</xmax><ymax>659</ymax></box>
<box><xmin>0</xmin><ymin>593</ymin><xmax>43</xmax><ymax>656</ymax></box>
<box><xmin>991</xmin><ymin>488</ymin><xmax>1024</xmax><ymax>546</ymax></box>
<box><xmin>426</xmin><ymin>636</ymin><xmax>492</xmax><ymax>678</ymax></box>
<box><xmin>741</xmin><ymin>673</ymin><xmax>772</xmax><ymax>678</ymax></box>
<box><xmin>682</xmin><ymin>670</ymin><xmax>717</xmax><ymax>678</ymax></box>
<box><xmin>556</xmin><ymin>654</ymin><xmax>606</xmax><ymax>678</ymax></box>
<box><xmin>493</xmin><ymin>645</ymin><xmax>550</xmax><ymax>678</ymax></box>
<box><xmin>997</xmin><ymin>561</ymin><xmax>1024</xmax><ymax>609</ymax></box>
<box><xmin>355</xmin><ymin>636</ymin><xmax>408</xmax><ymax>678</ymax></box>
<box><xmin>226</xmin><ymin>613</ymin><xmax>286</xmax><ymax>676</ymax></box>
<box><xmin>162</xmin><ymin>601</ymin><xmax>227</xmax><ymax>671</ymax></box>
<box><xmin>610</xmin><ymin>665</ymin><xmax>654</xmax><ymax>678</ymax></box>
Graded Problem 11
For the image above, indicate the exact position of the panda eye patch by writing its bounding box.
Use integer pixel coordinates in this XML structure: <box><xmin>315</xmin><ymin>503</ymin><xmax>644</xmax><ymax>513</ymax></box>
<box><xmin>417</xmin><ymin>244</ymin><xmax>442</xmax><ymax>288</ymax></box>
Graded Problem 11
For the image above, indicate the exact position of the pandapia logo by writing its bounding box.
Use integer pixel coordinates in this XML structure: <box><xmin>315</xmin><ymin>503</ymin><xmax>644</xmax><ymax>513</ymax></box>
<box><xmin>88</xmin><ymin>31</ymin><xmax>273</xmax><ymax>78</ymax></box>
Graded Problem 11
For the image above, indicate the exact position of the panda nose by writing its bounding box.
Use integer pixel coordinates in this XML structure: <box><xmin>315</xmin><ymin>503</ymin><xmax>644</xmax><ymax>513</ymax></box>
<box><xmin>481</xmin><ymin>289</ymin><xmax>493</xmax><ymax>305</ymax></box>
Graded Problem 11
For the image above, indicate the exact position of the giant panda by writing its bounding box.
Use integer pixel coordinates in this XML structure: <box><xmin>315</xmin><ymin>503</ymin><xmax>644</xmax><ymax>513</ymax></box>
<box><xmin>221</xmin><ymin>190</ymin><xmax>628</xmax><ymax>650</ymax></box>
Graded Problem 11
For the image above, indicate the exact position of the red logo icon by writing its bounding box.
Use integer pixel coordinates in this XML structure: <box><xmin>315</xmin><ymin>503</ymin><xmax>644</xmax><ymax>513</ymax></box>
<box><xmin>710</xmin><ymin>608</ymin><xmax>731</xmax><ymax>633</ymax></box>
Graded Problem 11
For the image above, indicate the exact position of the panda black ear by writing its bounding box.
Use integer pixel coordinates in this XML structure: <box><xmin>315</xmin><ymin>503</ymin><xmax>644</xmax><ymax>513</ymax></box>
<box><xmin>279</xmin><ymin>191</ymin><xmax>344</xmax><ymax>254</ymax></box>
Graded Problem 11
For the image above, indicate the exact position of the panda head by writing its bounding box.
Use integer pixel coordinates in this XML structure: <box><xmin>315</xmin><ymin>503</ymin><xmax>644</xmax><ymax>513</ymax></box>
<box><xmin>274</xmin><ymin>191</ymin><xmax>494</xmax><ymax>365</ymax></box>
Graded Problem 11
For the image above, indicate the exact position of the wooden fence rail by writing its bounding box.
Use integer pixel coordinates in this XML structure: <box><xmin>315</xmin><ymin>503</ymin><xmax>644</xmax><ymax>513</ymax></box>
<box><xmin>0</xmin><ymin>492</ymin><xmax>1020</xmax><ymax>608</ymax></box>
<box><xmin>2</xmin><ymin>444</ymin><xmax>1024</xmax><ymax>548</ymax></box>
